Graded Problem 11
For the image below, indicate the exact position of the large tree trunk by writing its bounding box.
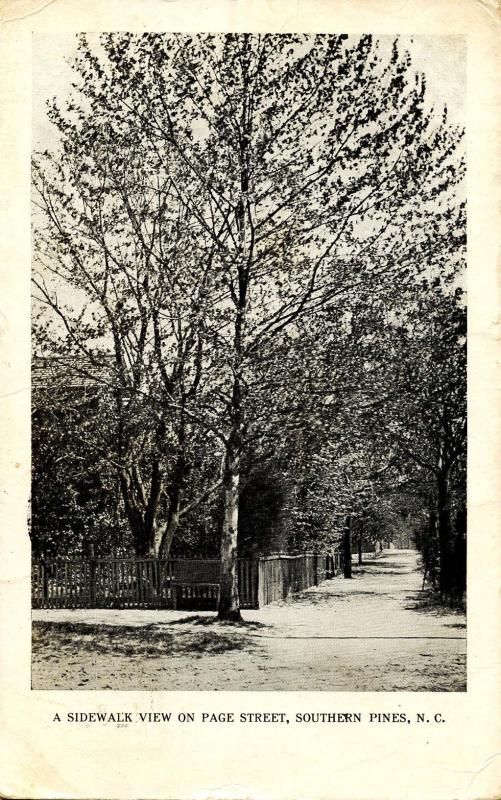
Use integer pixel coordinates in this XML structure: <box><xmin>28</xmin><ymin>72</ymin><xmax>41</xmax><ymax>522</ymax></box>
<box><xmin>451</xmin><ymin>502</ymin><xmax>466</xmax><ymax>601</ymax></box>
<box><xmin>119</xmin><ymin>464</ymin><xmax>163</xmax><ymax>556</ymax></box>
<box><xmin>437</xmin><ymin>467</ymin><xmax>452</xmax><ymax>598</ymax></box>
<box><xmin>216</xmin><ymin>43</ymin><xmax>251</xmax><ymax>622</ymax></box>
<box><xmin>217</xmin><ymin>356</ymin><xmax>244</xmax><ymax>622</ymax></box>
<box><xmin>218</xmin><ymin>440</ymin><xmax>242</xmax><ymax>621</ymax></box>
<box><xmin>119</xmin><ymin>471</ymin><xmax>151</xmax><ymax>555</ymax></box>
<box><xmin>342</xmin><ymin>515</ymin><xmax>353</xmax><ymax>579</ymax></box>
<box><xmin>151</xmin><ymin>506</ymin><xmax>180</xmax><ymax>559</ymax></box>
<box><xmin>150</xmin><ymin>460</ymin><xmax>184</xmax><ymax>558</ymax></box>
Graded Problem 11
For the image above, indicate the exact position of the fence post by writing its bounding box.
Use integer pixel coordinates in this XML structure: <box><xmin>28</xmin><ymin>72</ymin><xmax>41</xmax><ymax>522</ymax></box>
<box><xmin>89</xmin><ymin>546</ymin><xmax>96</xmax><ymax>607</ymax></box>
<box><xmin>154</xmin><ymin>559</ymin><xmax>161</xmax><ymax>600</ymax></box>
<box><xmin>168</xmin><ymin>559</ymin><xmax>173</xmax><ymax>607</ymax></box>
<box><xmin>41</xmin><ymin>553</ymin><xmax>48</xmax><ymax>605</ymax></box>
<box><xmin>250</xmin><ymin>557</ymin><xmax>258</xmax><ymax>609</ymax></box>
<box><xmin>328</xmin><ymin>553</ymin><xmax>334</xmax><ymax>578</ymax></box>
<box><xmin>257</xmin><ymin>558</ymin><xmax>265</xmax><ymax>608</ymax></box>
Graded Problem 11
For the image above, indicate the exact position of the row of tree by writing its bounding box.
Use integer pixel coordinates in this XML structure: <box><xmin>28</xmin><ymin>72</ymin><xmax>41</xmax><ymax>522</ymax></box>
<box><xmin>32</xmin><ymin>33</ymin><xmax>466</xmax><ymax>617</ymax></box>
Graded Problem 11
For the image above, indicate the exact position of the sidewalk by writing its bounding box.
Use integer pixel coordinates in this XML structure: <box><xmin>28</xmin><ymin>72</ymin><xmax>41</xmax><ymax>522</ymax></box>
<box><xmin>32</xmin><ymin>550</ymin><xmax>466</xmax><ymax>691</ymax></box>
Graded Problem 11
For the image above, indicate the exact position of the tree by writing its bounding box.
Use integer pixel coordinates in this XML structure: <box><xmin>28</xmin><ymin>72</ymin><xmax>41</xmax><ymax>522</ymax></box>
<box><xmin>31</xmin><ymin>372</ymin><xmax>125</xmax><ymax>557</ymax></box>
<box><xmin>34</xmin><ymin>33</ymin><xmax>465</xmax><ymax>618</ymax></box>
<box><xmin>361</xmin><ymin>285</ymin><xmax>466</xmax><ymax>599</ymax></box>
<box><xmin>33</xmin><ymin>100</ymin><xmax>226</xmax><ymax>558</ymax></box>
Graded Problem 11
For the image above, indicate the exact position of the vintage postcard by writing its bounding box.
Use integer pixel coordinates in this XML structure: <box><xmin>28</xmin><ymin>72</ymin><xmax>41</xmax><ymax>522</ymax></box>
<box><xmin>1</xmin><ymin>1</ymin><xmax>500</xmax><ymax>798</ymax></box>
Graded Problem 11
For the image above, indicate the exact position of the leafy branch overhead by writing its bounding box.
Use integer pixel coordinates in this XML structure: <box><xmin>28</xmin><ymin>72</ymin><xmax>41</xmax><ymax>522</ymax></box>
<box><xmin>32</xmin><ymin>33</ymin><xmax>466</xmax><ymax>614</ymax></box>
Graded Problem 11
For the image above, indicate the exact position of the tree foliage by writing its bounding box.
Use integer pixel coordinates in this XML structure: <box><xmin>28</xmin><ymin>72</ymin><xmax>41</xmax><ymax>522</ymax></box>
<box><xmin>32</xmin><ymin>33</ymin><xmax>466</xmax><ymax>615</ymax></box>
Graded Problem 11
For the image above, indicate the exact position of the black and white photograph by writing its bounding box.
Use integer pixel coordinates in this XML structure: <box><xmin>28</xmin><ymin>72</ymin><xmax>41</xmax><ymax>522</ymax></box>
<box><xmin>31</xmin><ymin>31</ymin><xmax>467</xmax><ymax>692</ymax></box>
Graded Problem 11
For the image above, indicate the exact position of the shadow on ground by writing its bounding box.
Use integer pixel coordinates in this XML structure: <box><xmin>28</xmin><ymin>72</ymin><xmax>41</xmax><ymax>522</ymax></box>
<box><xmin>286</xmin><ymin>588</ymin><xmax>380</xmax><ymax>606</ymax></box>
<box><xmin>354</xmin><ymin>562</ymin><xmax>413</xmax><ymax>577</ymax></box>
<box><xmin>404</xmin><ymin>590</ymin><xmax>466</xmax><ymax>617</ymax></box>
<box><xmin>168</xmin><ymin>614</ymin><xmax>268</xmax><ymax>629</ymax></box>
<box><xmin>32</xmin><ymin>619</ymin><xmax>265</xmax><ymax>659</ymax></box>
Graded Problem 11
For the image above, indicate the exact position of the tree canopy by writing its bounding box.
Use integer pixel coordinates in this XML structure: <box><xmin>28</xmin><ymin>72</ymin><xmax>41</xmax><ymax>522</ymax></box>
<box><xmin>32</xmin><ymin>33</ymin><xmax>466</xmax><ymax>615</ymax></box>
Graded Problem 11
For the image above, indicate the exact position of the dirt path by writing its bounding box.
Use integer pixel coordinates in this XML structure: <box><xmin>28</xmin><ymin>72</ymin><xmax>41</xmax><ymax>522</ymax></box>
<box><xmin>32</xmin><ymin>550</ymin><xmax>466</xmax><ymax>691</ymax></box>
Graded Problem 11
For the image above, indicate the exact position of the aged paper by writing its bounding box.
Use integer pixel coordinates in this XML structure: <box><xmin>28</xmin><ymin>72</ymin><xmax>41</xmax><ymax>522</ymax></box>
<box><xmin>1</xmin><ymin>0</ymin><xmax>500</xmax><ymax>798</ymax></box>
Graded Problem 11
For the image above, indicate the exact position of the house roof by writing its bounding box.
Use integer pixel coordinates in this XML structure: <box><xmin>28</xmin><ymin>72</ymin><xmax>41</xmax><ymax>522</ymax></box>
<box><xmin>32</xmin><ymin>354</ymin><xmax>114</xmax><ymax>389</ymax></box>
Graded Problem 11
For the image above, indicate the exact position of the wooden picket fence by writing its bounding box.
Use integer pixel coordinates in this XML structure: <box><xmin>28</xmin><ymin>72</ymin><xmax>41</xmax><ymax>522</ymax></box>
<box><xmin>258</xmin><ymin>553</ymin><xmax>330</xmax><ymax>606</ymax></box>
<box><xmin>31</xmin><ymin>551</ymin><xmax>337</xmax><ymax>611</ymax></box>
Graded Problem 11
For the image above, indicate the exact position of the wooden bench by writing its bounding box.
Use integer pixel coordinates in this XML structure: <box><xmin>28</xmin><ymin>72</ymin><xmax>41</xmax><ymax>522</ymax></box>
<box><xmin>171</xmin><ymin>579</ymin><xmax>220</xmax><ymax>610</ymax></box>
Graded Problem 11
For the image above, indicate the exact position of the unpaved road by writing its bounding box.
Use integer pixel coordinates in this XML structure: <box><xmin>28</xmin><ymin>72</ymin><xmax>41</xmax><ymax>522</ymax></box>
<box><xmin>32</xmin><ymin>550</ymin><xmax>466</xmax><ymax>691</ymax></box>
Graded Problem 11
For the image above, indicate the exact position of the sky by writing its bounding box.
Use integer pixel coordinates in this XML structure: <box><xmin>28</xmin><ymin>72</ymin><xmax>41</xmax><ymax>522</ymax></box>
<box><xmin>32</xmin><ymin>33</ymin><xmax>465</xmax><ymax>152</ymax></box>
